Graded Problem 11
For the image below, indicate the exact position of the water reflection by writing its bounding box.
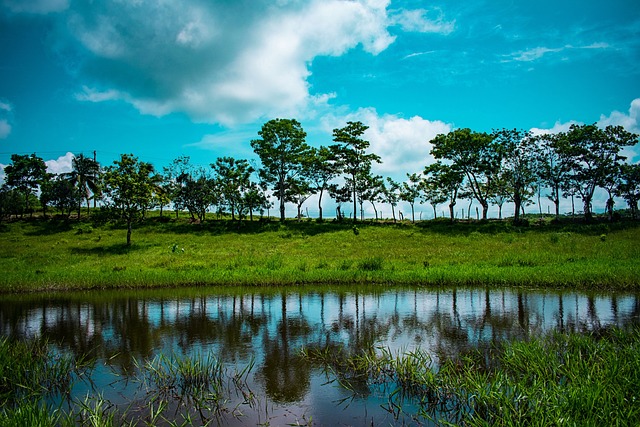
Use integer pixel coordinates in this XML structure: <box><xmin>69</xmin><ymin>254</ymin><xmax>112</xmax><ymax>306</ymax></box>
<box><xmin>1</xmin><ymin>286</ymin><xmax>639</xmax><ymax>424</ymax></box>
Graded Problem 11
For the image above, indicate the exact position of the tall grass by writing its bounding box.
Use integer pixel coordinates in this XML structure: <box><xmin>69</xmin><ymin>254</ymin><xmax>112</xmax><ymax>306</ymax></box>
<box><xmin>0</xmin><ymin>339</ymin><xmax>257</xmax><ymax>427</ymax></box>
<box><xmin>302</xmin><ymin>326</ymin><xmax>640</xmax><ymax>426</ymax></box>
<box><xmin>0</xmin><ymin>337</ymin><xmax>90</xmax><ymax>427</ymax></box>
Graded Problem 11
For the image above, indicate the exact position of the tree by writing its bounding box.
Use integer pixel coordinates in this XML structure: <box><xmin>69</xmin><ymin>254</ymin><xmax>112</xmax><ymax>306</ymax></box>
<box><xmin>332</xmin><ymin>121</ymin><xmax>381</xmax><ymax>222</ymax></box>
<box><xmin>423</xmin><ymin>162</ymin><xmax>464</xmax><ymax>222</ymax></box>
<box><xmin>381</xmin><ymin>177</ymin><xmax>400</xmax><ymax>222</ymax></box>
<box><xmin>103</xmin><ymin>154</ymin><xmax>157</xmax><ymax>246</ymax></box>
<box><xmin>243</xmin><ymin>183</ymin><xmax>270</xmax><ymax>221</ymax></box>
<box><xmin>177</xmin><ymin>173</ymin><xmax>216</xmax><ymax>222</ymax></box>
<box><xmin>286</xmin><ymin>178</ymin><xmax>315</xmax><ymax>221</ymax></box>
<box><xmin>251</xmin><ymin>119</ymin><xmax>312</xmax><ymax>222</ymax></box>
<box><xmin>328</xmin><ymin>183</ymin><xmax>351</xmax><ymax>221</ymax></box>
<box><xmin>0</xmin><ymin>185</ymin><xmax>25</xmax><ymax>220</ymax></box>
<box><xmin>430</xmin><ymin>129</ymin><xmax>501</xmax><ymax>220</ymax></box>
<box><xmin>4</xmin><ymin>153</ymin><xmax>48</xmax><ymax>217</ymax></box>
<box><xmin>162</xmin><ymin>156</ymin><xmax>193</xmax><ymax>219</ymax></box>
<box><xmin>493</xmin><ymin>128</ymin><xmax>538</xmax><ymax>224</ymax></box>
<box><xmin>556</xmin><ymin>124</ymin><xmax>637</xmax><ymax>221</ymax></box>
<box><xmin>306</xmin><ymin>146</ymin><xmax>340</xmax><ymax>221</ymax></box>
<box><xmin>66</xmin><ymin>153</ymin><xmax>101</xmax><ymax>219</ymax></box>
<box><xmin>488</xmin><ymin>170</ymin><xmax>511</xmax><ymax>220</ymax></box>
<box><xmin>211</xmin><ymin>157</ymin><xmax>254</xmax><ymax>221</ymax></box>
<box><xmin>535</xmin><ymin>133</ymin><xmax>572</xmax><ymax>221</ymax></box>
<box><xmin>40</xmin><ymin>175</ymin><xmax>80</xmax><ymax>218</ymax></box>
<box><xmin>400</xmin><ymin>173</ymin><xmax>422</xmax><ymax>223</ymax></box>
<box><xmin>616</xmin><ymin>163</ymin><xmax>640</xmax><ymax>219</ymax></box>
<box><xmin>360</xmin><ymin>174</ymin><xmax>385</xmax><ymax>220</ymax></box>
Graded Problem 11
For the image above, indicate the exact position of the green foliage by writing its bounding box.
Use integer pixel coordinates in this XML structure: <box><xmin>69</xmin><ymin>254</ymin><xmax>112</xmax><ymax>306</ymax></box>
<box><xmin>102</xmin><ymin>154</ymin><xmax>157</xmax><ymax>245</ymax></box>
<box><xmin>3</xmin><ymin>153</ymin><xmax>48</xmax><ymax>217</ymax></box>
<box><xmin>251</xmin><ymin>118</ymin><xmax>312</xmax><ymax>222</ymax></box>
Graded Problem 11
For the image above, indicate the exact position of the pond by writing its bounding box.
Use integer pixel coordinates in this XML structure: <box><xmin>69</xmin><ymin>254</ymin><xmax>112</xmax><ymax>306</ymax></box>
<box><xmin>1</xmin><ymin>286</ymin><xmax>639</xmax><ymax>426</ymax></box>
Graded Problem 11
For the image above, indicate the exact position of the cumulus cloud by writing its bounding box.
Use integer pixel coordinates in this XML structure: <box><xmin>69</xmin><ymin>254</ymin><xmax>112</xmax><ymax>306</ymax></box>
<box><xmin>45</xmin><ymin>152</ymin><xmax>74</xmax><ymax>175</ymax></box>
<box><xmin>57</xmin><ymin>0</ymin><xmax>410</xmax><ymax>125</ymax></box>
<box><xmin>529</xmin><ymin>120</ymin><xmax>580</xmax><ymax>136</ymax></box>
<box><xmin>323</xmin><ymin>108</ymin><xmax>452</xmax><ymax>178</ymax></box>
<box><xmin>2</xmin><ymin>0</ymin><xmax>68</xmax><ymax>14</ymax></box>
<box><xmin>597</xmin><ymin>97</ymin><xmax>640</xmax><ymax>134</ymax></box>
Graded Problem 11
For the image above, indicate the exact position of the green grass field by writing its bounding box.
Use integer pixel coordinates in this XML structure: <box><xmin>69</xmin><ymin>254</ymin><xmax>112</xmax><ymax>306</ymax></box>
<box><xmin>1</xmin><ymin>213</ymin><xmax>639</xmax><ymax>293</ymax></box>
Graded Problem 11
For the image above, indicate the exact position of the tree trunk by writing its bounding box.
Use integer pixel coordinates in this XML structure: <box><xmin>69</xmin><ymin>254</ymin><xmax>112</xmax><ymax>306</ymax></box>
<box><xmin>513</xmin><ymin>192</ymin><xmax>521</xmax><ymax>224</ymax></box>
<box><xmin>126</xmin><ymin>218</ymin><xmax>132</xmax><ymax>246</ymax></box>
<box><xmin>481</xmin><ymin>201</ymin><xmax>488</xmax><ymax>220</ymax></box>
<box><xmin>318</xmin><ymin>189</ymin><xmax>324</xmax><ymax>221</ymax></box>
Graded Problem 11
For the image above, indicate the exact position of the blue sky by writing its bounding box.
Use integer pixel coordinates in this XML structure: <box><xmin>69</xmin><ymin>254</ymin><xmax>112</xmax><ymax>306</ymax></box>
<box><xmin>1</xmin><ymin>0</ymin><xmax>639</xmax><ymax>217</ymax></box>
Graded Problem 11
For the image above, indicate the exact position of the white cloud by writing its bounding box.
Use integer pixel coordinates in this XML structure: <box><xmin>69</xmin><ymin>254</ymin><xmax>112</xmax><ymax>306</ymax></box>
<box><xmin>2</xmin><ymin>0</ymin><xmax>68</xmax><ymax>14</ymax></box>
<box><xmin>506</xmin><ymin>43</ymin><xmax>610</xmax><ymax>63</ymax></box>
<box><xmin>597</xmin><ymin>97</ymin><xmax>640</xmax><ymax>134</ymax></box>
<box><xmin>0</xmin><ymin>100</ymin><xmax>13</xmax><ymax>139</ymax></box>
<box><xmin>0</xmin><ymin>120</ymin><xmax>10</xmax><ymax>139</ymax></box>
<box><xmin>529</xmin><ymin>120</ymin><xmax>580</xmax><ymax>136</ymax></box>
<box><xmin>391</xmin><ymin>8</ymin><xmax>455</xmax><ymax>34</ymax></box>
<box><xmin>323</xmin><ymin>108</ymin><xmax>452</xmax><ymax>178</ymax></box>
<box><xmin>49</xmin><ymin>0</ymin><xmax>447</xmax><ymax>126</ymax></box>
<box><xmin>45</xmin><ymin>152</ymin><xmax>74</xmax><ymax>175</ymax></box>
<box><xmin>529</xmin><ymin>98</ymin><xmax>640</xmax><ymax>162</ymax></box>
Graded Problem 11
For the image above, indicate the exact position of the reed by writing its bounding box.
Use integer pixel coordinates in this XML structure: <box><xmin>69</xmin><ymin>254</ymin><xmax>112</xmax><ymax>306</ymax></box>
<box><xmin>302</xmin><ymin>326</ymin><xmax>640</xmax><ymax>426</ymax></box>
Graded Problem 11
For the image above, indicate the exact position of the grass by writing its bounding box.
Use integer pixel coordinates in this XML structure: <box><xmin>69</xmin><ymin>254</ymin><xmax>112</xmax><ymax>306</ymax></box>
<box><xmin>0</xmin><ymin>338</ymin><xmax>257</xmax><ymax>427</ymax></box>
<box><xmin>0</xmin><ymin>213</ymin><xmax>639</xmax><ymax>292</ymax></box>
<box><xmin>301</xmin><ymin>326</ymin><xmax>640</xmax><ymax>426</ymax></box>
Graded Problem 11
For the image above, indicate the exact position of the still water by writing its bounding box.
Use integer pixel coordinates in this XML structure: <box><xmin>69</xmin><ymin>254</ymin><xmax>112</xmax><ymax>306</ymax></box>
<box><xmin>1</xmin><ymin>286</ymin><xmax>639</xmax><ymax>425</ymax></box>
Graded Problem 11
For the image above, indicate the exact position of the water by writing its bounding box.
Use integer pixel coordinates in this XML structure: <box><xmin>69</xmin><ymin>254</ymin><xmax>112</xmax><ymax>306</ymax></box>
<box><xmin>1</xmin><ymin>285</ymin><xmax>639</xmax><ymax>425</ymax></box>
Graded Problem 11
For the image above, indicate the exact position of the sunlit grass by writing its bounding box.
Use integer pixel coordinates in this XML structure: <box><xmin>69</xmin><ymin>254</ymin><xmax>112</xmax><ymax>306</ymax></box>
<box><xmin>1</xmin><ymin>215</ymin><xmax>639</xmax><ymax>292</ymax></box>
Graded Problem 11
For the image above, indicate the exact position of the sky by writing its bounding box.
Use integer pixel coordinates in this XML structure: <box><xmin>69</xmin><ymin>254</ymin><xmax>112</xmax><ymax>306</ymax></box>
<box><xmin>0</xmin><ymin>0</ymin><xmax>639</xmax><ymax>218</ymax></box>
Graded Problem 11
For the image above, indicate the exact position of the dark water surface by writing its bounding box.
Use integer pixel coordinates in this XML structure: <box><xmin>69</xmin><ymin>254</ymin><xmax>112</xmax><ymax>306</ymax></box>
<box><xmin>1</xmin><ymin>286</ymin><xmax>639</xmax><ymax>425</ymax></box>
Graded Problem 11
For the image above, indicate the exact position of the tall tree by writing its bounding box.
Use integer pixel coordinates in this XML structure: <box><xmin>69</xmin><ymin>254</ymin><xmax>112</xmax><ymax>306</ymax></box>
<box><xmin>40</xmin><ymin>175</ymin><xmax>80</xmax><ymax>219</ymax></box>
<box><xmin>493</xmin><ymin>128</ymin><xmax>538</xmax><ymax>224</ymax></box>
<box><xmin>430</xmin><ymin>129</ymin><xmax>501</xmax><ymax>220</ymax></box>
<box><xmin>423</xmin><ymin>162</ymin><xmax>465</xmax><ymax>222</ymax></box>
<box><xmin>211</xmin><ymin>157</ymin><xmax>254</xmax><ymax>221</ymax></box>
<box><xmin>103</xmin><ymin>154</ymin><xmax>157</xmax><ymax>246</ymax></box>
<box><xmin>251</xmin><ymin>118</ymin><xmax>311</xmax><ymax>222</ymax></box>
<box><xmin>332</xmin><ymin>121</ymin><xmax>381</xmax><ymax>222</ymax></box>
<box><xmin>162</xmin><ymin>156</ymin><xmax>193</xmax><ymax>219</ymax></box>
<box><xmin>400</xmin><ymin>173</ymin><xmax>422</xmax><ymax>223</ymax></box>
<box><xmin>534</xmin><ymin>133</ymin><xmax>572</xmax><ymax>221</ymax></box>
<box><xmin>360</xmin><ymin>174</ymin><xmax>385</xmax><ymax>220</ymax></box>
<box><xmin>616</xmin><ymin>163</ymin><xmax>640</xmax><ymax>220</ymax></box>
<box><xmin>4</xmin><ymin>153</ymin><xmax>48</xmax><ymax>217</ymax></box>
<box><xmin>286</xmin><ymin>178</ymin><xmax>315</xmax><ymax>221</ymax></box>
<box><xmin>66</xmin><ymin>153</ymin><xmax>101</xmax><ymax>218</ymax></box>
<box><xmin>382</xmin><ymin>177</ymin><xmax>400</xmax><ymax>223</ymax></box>
<box><xmin>306</xmin><ymin>146</ymin><xmax>340</xmax><ymax>221</ymax></box>
<box><xmin>556</xmin><ymin>124</ymin><xmax>637</xmax><ymax>221</ymax></box>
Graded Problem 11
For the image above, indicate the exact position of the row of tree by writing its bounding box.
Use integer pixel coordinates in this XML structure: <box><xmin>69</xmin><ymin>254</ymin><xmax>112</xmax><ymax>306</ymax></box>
<box><xmin>1</xmin><ymin>119</ymin><xmax>639</xmax><ymax>244</ymax></box>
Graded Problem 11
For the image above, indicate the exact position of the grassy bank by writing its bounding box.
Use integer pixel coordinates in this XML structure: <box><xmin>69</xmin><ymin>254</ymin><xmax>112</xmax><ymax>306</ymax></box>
<box><xmin>1</xmin><ymin>214</ymin><xmax>639</xmax><ymax>293</ymax></box>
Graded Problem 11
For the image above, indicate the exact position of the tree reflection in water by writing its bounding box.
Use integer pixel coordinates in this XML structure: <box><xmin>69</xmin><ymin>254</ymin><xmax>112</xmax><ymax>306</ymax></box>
<box><xmin>0</xmin><ymin>287</ymin><xmax>638</xmax><ymax>425</ymax></box>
